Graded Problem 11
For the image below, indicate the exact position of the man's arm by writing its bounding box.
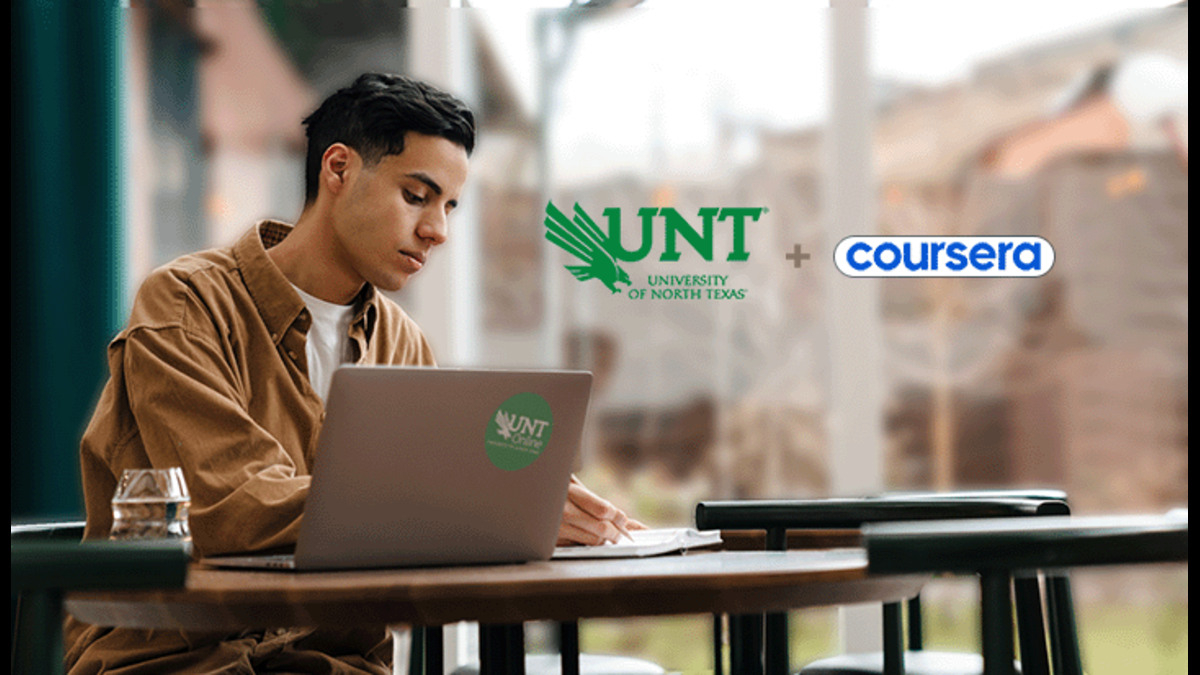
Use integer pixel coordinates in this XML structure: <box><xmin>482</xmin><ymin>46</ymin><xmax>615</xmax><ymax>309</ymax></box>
<box><xmin>120</xmin><ymin>325</ymin><xmax>312</xmax><ymax>557</ymax></box>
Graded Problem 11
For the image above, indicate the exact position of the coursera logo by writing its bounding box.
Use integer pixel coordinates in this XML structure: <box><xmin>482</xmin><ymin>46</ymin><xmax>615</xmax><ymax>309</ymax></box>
<box><xmin>834</xmin><ymin>236</ymin><xmax>1054</xmax><ymax>278</ymax></box>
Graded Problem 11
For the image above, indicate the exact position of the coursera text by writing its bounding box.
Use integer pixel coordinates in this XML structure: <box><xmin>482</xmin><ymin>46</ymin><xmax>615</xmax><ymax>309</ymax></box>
<box><xmin>834</xmin><ymin>236</ymin><xmax>1054</xmax><ymax>277</ymax></box>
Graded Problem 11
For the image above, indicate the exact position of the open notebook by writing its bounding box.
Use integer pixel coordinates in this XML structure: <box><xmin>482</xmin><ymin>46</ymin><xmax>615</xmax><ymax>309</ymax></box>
<box><xmin>552</xmin><ymin>528</ymin><xmax>722</xmax><ymax>559</ymax></box>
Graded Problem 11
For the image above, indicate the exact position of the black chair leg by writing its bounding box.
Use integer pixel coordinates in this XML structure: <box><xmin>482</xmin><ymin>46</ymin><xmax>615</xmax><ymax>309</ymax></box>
<box><xmin>883</xmin><ymin>601</ymin><xmax>905</xmax><ymax>675</ymax></box>
<box><xmin>558</xmin><ymin>621</ymin><xmax>580</xmax><ymax>675</ymax></box>
<box><xmin>409</xmin><ymin>625</ymin><xmax>442</xmax><ymax>675</ymax></box>
<box><xmin>1013</xmin><ymin>576</ymin><xmax>1050</xmax><ymax>675</ymax></box>
<box><xmin>1047</xmin><ymin>575</ymin><xmax>1084</xmax><ymax>675</ymax></box>
<box><xmin>424</xmin><ymin>625</ymin><xmax>443</xmax><ymax>675</ymax></box>
<box><xmin>980</xmin><ymin>572</ymin><xmax>1016</xmax><ymax>675</ymax></box>
<box><xmin>480</xmin><ymin>623</ymin><xmax>525</xmax><ymax>675</ymax></box>
<box><xmin>713</xmin><ymin>614</ymin><xmax>725</xmax><ymax>675</ymax></box>
<box><xmin>507</xmin><ymin>624</ymin><xmax>525</xmax><ymax>674</ymax></box>
<box><xmin>729</xmin><ymin>613</ymin><xmax>764</xmax><ymax>675</ymax></box>
<box><xmin>906</xmin><ymin>596</ymin><xmax>923</xmax><ymax>651</ymax></box>
<box><xmin>762</xmin><ymin>527</ymin><xmax>789</xmax><ymax>674</ymax></box>
<box><xmin>409</xmin><ymin>626</ymin><xmax>425</xmax><ymax>674</ymax></box>
<box><xmin>765</xmin><ymin>612</ymin><xmax>789</xmax><ymax>675</ymax></box>
<box><xmin>12</xmin><ymin>590</ymin><xmax>64</xmax><ymax>675</ymax></box>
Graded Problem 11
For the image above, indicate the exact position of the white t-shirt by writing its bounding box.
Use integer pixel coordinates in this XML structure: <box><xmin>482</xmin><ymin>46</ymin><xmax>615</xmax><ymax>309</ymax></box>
<box><xmin>290</xmin><ymin>284</ymin><xmax>355</xmax><ymax>402</ymax></box>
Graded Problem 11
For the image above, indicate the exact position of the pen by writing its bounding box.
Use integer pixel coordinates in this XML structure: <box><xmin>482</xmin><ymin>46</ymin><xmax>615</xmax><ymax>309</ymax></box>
<box><xmin>614</xmin><ymin>519</ymin><xmax>635</xmax><ymax>543</ymax></box>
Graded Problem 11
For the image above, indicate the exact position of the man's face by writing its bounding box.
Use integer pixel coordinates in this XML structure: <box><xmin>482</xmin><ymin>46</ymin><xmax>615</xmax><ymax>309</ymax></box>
<box><xmin>330</xmin><ymin>132</ymin><xmax>470</xmax><ymax>292</ymax></box>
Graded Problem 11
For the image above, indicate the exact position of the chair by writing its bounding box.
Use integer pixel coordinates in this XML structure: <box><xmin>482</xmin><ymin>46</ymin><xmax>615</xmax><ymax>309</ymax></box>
<box><xmin>863</xmin><ymin>511</ymin><xmax>1189</xmax><ymax>675</ymax></box>
<box><xmin>10</xmin><ymin>521</ymin><xmax>190</xmax><ymax>675</ymax></box>
<box><xmin>694</xmin><ymin>490</ymin><xmax>1074</xmax><ymax>675</ymax></box>
<box><xmin>415</xmin><ymin>622</ymin><xmax>666</xmax><ymax>674</ymax></box>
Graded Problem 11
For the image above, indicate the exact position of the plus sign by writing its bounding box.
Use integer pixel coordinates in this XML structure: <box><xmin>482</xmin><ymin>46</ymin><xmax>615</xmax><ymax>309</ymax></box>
<box><xmin>786</xmin><ymin>244</ymin><xmax>811</xmax><ymax>269</ymax></box>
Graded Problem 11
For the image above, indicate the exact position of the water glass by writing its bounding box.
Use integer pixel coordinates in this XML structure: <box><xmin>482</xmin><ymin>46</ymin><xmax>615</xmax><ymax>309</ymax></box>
<box><xmin>109</xmin><ymin>467</ymin><xmax>192</xmax><ymax>546</ymax></box>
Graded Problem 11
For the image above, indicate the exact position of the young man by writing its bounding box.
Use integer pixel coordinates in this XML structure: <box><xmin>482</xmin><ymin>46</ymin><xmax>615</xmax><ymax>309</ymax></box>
<box><xmin>67</xmin><ymin>73</ymin><xmax>637</xmax><ymax>674</ymax></box>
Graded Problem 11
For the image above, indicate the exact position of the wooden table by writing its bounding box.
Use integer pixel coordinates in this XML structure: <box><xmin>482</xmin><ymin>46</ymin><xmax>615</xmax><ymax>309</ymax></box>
<box><xmin>67</xmin><ymin>549</ymin><xmax>926</xmax><ymax>674</ymax></box>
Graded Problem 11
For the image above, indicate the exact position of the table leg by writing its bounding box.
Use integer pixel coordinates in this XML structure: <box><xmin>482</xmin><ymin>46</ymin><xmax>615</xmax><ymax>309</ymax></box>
<box><xmin>479</xmin><ymin>624</ymin><xmax>499</xmax><ymax>675</ymax></box>
<box><xmin>980</xmin><ymin>572</ymin><xmax>1015</xmax><ymax>675</ymax></box>
<box><xmin>1013</xmin><ymin>576</ymin><xmax>1050</xmax><ymax>675</ymax></box>
<box><xmin>508</xmin><ymin>624</ymin><xmax>526</xmax><ymax>675</ymax></box>
<box><xmin>558</xmin><ymin>621</ymin><xmax>580</xmax><ymax>675</ymax></box>
<box><xmin>729</xmin><ymin>613</ymin><xmax>764</xmax><ymax>675</ymax></box>
<box><xmin>764</xmin><ymin>612</ymin><xmax>789</xmax><ymax>675</ymax></box>
<box><xmin>424</xmin><ymin>625</ymin><xmax>443</xmax><ymax>675</ymax></box>
<box><xmin>1046</xmin><ymin>575</ymin><xmax>1084</xmax><ymax>675</ymax></box>
<box><xmin>409</xmin><ymin>626</ymin><xmax>424</xmax><ymax>674</ymax></box>
<box><xmin>906</xmin><ymin>596</ymin><xmax>923</xmax><ymax>651</ymax></box>
<box><xmin>713</xmin><ymin>614</ymin><xmax>725</xmax><ymax>675</ymax></box>
<box><xmin>480</xmin><ymin>623</ymin><xmax>526</xmax><ymax>675</ymax></box>
<box><xmin>763</xmin><ymin>527</ymin><xmax>789</xmax><ymax>675</ymax></box>
<box><xmin>12</xmin><ymin>589</ymin><xmax>64</xmax><ymax>675</ymax></box>
<box><xmin>882</xmin><ymin>601</ymin><xmax>904</xmax><ymax>675</ymax></box>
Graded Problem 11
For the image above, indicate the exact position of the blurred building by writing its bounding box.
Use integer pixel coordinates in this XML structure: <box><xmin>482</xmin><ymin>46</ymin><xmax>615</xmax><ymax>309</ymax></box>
<box><xmin>1002</xmin><ymin>151</ymin><xmax>1188</xmax><ymax>512</ymax></box>
<box><xmin>125</xmin><ymin>1</ymin><xmax>313</xmax><ymax>282</ymax></box>
<box><xmin>545</xmin><ymin>7</ymin><xmax>1189</xmax><ymax>505</ymax></box>
<box><xmin>197</xmin><ymin>3</ymin><xmax>314</xmax><ymax>246</ymax></box>
<box><xmin>885</xmin><ymin>11</ymin><xmax>1187</xmax><ymax>506</ymax></box>
<box><xmin>126</xmin><ymin>1</ymin><xmax>533</xmax><ymax>276</ymax></box>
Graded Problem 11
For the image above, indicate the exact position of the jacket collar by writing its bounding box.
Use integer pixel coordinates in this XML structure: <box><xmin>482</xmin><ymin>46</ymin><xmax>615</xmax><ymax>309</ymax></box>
<box><xmin>234</xmin><ymin>221</ymin><xmax>379</xmax><ymax>344</ymax></box>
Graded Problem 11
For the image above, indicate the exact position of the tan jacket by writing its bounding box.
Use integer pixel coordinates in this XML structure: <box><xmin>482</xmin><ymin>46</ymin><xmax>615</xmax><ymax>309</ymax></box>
<box><xmin>66</xmin><ymin>221</ymin><xmax>435</xmax><ymax>674</ymax></box>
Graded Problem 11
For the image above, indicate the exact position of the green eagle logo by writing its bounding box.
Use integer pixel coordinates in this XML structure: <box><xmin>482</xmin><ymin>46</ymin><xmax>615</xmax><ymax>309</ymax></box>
<box><xmin>543</xmin><ymin>201</ymin><xmax>633</xmax><ymax>294</ymax></box>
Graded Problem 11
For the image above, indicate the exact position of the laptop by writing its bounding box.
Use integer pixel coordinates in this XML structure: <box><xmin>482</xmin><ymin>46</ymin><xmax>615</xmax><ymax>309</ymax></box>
<box><xmin>205</xmin><ymin>366</ymin><xmax>591</xmax><ymax>571</ymax></box>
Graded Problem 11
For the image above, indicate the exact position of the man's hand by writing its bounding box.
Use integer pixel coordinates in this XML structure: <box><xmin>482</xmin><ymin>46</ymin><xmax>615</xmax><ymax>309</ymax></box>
<box><xmin>556</xmin><ymin>475</ymin><xmax>647</xmax><ymax>546</ymax></box>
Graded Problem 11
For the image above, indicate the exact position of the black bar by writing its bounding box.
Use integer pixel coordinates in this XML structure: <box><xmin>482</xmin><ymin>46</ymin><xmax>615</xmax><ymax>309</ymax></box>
<box><xmin>906</xmin><ymin>596</ymin><xmax>923</xmax><ymax>651</ymax></box>
<box><xmin>1047</xmin><ymin>575</ymin><xmax>1084</xmax><ymax>675</ymax></box>
<box><xmin>480</xmin><ymin>624</ymin><xmax>502</xmax><ymax>675</ymax></box>
<box><xmin>12</xmin><ymin>590</ymin><xmax>64</xmax><ymax>675</ymax></box>
<box><xmin>480</xmin><ymin>623</ymin><xmax>528</xmax><ymax>675</ymax></box>
<box><xmin>765</xmin><ymin>526</ymin><xmax>787</xmax><ymax>551</ymax></box>
<box><xmin>409</xmin><ymin>626</ymin><xmax>425</xmax><ymax>674</ymax></box>
<box><xmin>506</xmin><ymin>624</ymin><xmax>525</xmax><ymax>675</ymax></box>
<box><xmin>865</xmin><ymin>515</ymin><xmax>1186</xmax><ymax>575</ymax></box>
<box><xmin>764</xmin><ymin>612</ymin><xmax>789</xmax><ymax>675</ymax></box>
<box><xmin>559</xmin><ymin>621</ymin><xmax>580</xmax><ymax>675</ymax></box>
<box><xmin>761</xmin><ymin>526</ymin><xmax>788</xmax><ymax>674</ymax></box>
<box><xmin>424</xmin><ymin>625</ymin><xmax>443</xmax><ymax>675</ymax></box>
<box><xmin>713</xmin><ymin>614</ymin><xmax>725</xmax><ymax>675</ymax></box>
<box><xmin>980</xmin><ymin>572</ymin><xmax>1015</xmax><ymax>675</ymax></box>
<box><xmin>1013</xmin><ymin>577</ymin><xmax>1050</xmax><ymax>675</ymax></box>
<box><xmin>883</xmin><ymin>601</ymin><xmax>905</xmax><ymax>675</ymax></box>
<box><xmin>696</xmin><ymin>497</ymin><xmax>1068</xmax><ymax>531</ymax></box>
<box><xmin>1047</xmin><ymin>587</ymin><xmax>1063</xmax><ymax>675</ymax></box>
<box><xmin>729</xmin><ymin>613</ymin><xmax>764</xmax><ymax>675</ymax></box>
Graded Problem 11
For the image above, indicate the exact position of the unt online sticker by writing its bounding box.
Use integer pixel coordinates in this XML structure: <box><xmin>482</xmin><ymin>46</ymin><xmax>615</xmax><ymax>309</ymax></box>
<box><xmin>485</xmin><ymin>392</ymin><xmax>554</xmax><ymax>471</ymax></box>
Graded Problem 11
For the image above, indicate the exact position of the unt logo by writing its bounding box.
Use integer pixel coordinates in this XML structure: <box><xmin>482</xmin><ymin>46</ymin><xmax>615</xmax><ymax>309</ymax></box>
<box><xmin>494</xmin><ymin>410</ymin><xmax>550</xmax><ymax>440</ymax></box>
<box><xmin>544</xmin><ymin>201</ymin><xmax>761</xmax><ymax>293</ymax></box>
<box><xmin>486</xmin><ymin>392</ymin><xmax>555</xmax><ymax>471</ymax></box>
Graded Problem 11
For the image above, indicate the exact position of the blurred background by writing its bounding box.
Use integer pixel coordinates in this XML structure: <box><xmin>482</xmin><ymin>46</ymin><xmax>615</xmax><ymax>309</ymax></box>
<box><xmin>11</xmin><ymin>0</ymin><xmax>1187</xmax><ymax>672</ymax></box>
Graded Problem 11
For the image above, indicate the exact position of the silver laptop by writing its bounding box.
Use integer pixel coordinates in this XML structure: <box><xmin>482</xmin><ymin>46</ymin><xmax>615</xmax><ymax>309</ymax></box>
<box><xmin>206</xmin><ymin>366</ymin><xmax>591</xmax><ymax>571</ymax></box>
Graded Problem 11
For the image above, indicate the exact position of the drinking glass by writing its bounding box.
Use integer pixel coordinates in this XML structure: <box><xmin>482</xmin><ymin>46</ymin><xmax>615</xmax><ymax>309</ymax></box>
<box><xmin>109</xmin><ymin>467</ymin><xmax>192</xmax><ymax>547</ymax></box>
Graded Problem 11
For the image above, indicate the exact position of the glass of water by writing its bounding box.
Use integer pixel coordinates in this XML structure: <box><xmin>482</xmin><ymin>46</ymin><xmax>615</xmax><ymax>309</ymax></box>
<box><xmin>109</xmin><ymin>467</ymin><xmax>192</xmax><ymax>547</ymax></box>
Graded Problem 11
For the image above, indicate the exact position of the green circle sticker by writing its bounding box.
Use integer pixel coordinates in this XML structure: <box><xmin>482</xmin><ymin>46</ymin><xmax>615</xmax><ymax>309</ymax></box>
<box><xmin>485</xmin><ymin>392</ymin><xmax>554</xmax><ymax>471</ymax></box>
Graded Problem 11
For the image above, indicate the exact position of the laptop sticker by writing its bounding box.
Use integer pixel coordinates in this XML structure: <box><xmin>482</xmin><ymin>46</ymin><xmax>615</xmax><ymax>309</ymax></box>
<box><xmin>486</xmin><ymin>392</ymin><xmax>554</xmax><ymax>471</ymax></box>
